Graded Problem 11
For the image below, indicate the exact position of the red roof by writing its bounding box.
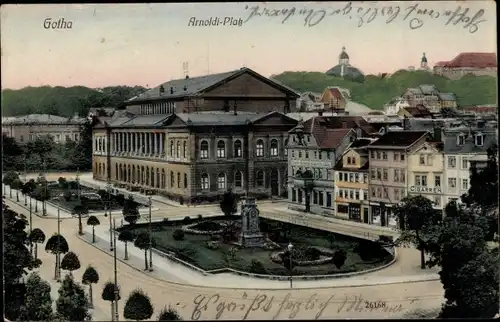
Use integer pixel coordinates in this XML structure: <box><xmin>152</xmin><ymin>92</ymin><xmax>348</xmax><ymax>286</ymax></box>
<box><xmin>328</xmin><ymin>87</ymin><xmax>344</xmax><ymax>100</ymax></box>
<box><xmin>439</xmin><ymin>52</ymin><xmax>497</xmax><ymax>68</ymax></box>
<box><xmin>435</xmin><ymin>61</ymin><xmax>447</xmax><ymax>67</ymax></box>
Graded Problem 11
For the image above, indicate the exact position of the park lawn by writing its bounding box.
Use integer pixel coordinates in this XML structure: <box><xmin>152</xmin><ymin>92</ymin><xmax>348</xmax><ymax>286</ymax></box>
<box><xmin>126</xmin><ymin>218</ymin><xmax>392</xmax><ymax>276</ymax></box>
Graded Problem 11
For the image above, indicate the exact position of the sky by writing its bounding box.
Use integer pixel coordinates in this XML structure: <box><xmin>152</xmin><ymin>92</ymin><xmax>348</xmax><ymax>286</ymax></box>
<box><xmin>1</xmin><ymin>1</ymin><xmax>497</xmax><ymax>90</ymax></box>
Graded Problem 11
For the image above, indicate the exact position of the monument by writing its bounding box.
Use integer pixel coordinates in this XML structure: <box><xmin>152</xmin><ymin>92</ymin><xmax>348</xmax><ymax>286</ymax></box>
<box><xmin>238</xmin><ymin>197</ymin><xmax>265</xmax><ymax>247</ymax></box>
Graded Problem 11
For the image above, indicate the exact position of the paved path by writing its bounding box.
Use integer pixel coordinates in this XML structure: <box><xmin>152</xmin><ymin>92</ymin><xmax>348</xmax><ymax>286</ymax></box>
<box><xmin>5</xmin><ymin>196</ymin><xmax>444</xmax><ymax>320</ymax></box>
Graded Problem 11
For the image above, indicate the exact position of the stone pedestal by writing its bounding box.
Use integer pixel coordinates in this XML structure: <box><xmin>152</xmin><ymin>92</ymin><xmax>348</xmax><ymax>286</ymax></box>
<box><xmin>238</xmin><ymin>198</ymin><xmax>265</xmax><ymax>247</ymax></box>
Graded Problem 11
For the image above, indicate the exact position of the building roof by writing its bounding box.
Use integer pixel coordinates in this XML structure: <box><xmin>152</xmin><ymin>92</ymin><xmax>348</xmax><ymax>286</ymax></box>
<box><xmin>1</xmin><ymin>114</ymin><xmax>86</xmax><ymax>125</ymax></box>
<box><xmin>317</xmin><ymin>128</ymin><xmax>353</xmax><ymax>149</ymax></box>
<box><xmin>339</xmin><ymin>47</ymin><xmax>349</xmax><ymax>59</ymax></box>
<box><xmin>404</xmin><ymin>105</ymin><xmax>433</xmax><ymax>118</ymax></box>
<box><xmin>439</xmin><ymin>52</ymin><xmax>497</xmax><ymax>68</ymax></box>
<box><xmin>302</xmin><ymin>115</ymin><xmax>376</xmax><ymax>136</ymax></box>
<box><xmin>334</xmin><ymin>157</ymin><xmax>369</xmax><ymax>172</ymax></box>
<box><xmin>349</xmin><ymin>138</ymin><xmax>374</xmax><ymax>148</ymax></box>
<box><xmin>435</xmin><ymin>61</ymin><xmax>447</xmax><ymax>67</ymax></box>
<box><xmin>174</xmin><ymin>112</ymin><xmax>260</xmax><ymax>126</ymax></box>
<box><xmin>326</xmin><ymin>87</ymin><xmax>344</xmax><ymax>100</ymax></box>
<box><xmin>418</xmin><ymin>84</ymin><xmax>438</xmax><ymax>94</ymax></box>
<box><xmin>441</xmin><ymin>128</ymin><xmax>498</xmax><ymax>154</ymax></box>
<box><xmin>126</xmin><ymin>67</ymin><xmax>299</xmax><ymax>103</ymax></box>
<box><xmin>368</xmin><ymin>131</ymin><xmax>429</xmax><ymax>148</ymax></box>
<box><xmin>438</xmin><ymin>93</ymin><xmax>457</xmax><ymax>101</ymax></box>
<box><xmin>325</xmin><ymin>65</ymin><xmax>365</xmax><ymax>80</ymax></box>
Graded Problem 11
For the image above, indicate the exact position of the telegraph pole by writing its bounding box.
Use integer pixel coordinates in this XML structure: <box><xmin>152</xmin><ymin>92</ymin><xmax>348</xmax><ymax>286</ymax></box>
<box><xmin>107</xmin><ymin>181</ymin><xmax>113</xmax><ymax>251</ymax></box>
<box><xmin>29</xmin><ymin>196</ymin><xmax>33</xmax><ymax>255</ymax></box>
<box><xmin>24</xmin><ymin>159</ymin><xmax>28</xmax><ymax>206</ymax></box>
<box><xmin>148</xmin><ymin>196</ymin><xmax>153</xmax><ymax>271</ymax></box>
<box><xmin>113</xmin><ymin>218</ymin><xmax>119</xmax><ymax>322</ymax></box>
<box><xmin>57</xmin><ymin>205</ymin><xmax>62</xmax><ymax>282</ymax></box>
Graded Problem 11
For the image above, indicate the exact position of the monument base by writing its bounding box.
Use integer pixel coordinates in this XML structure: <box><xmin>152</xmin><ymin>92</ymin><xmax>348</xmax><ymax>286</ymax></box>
<box><xmin>238</xmin><ymin>233</ymin><xmax>266</xmax><ymax>248</ymax></box>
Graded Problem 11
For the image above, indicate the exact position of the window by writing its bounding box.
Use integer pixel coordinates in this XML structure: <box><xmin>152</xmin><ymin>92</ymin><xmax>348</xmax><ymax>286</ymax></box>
<box><xmin>371</xmin><ymin>187</ymin><xmax>376</xmax><ymax>197</ymax></box>
<box><xmin>270</xmin><ymin>139</ymin><xmax>278</xmax><ymax>156</ymax></box>
<box><xmin>327</xmin><ymin>152</ymin><xmax>331</xmax><ymax>159</ymax></box>
<box><xmin>400</xmin><ymin>154</ymin><xmax>405</xmax><ymax>161</ymax></box>
<box><xmin>433</xmin><ymin>196</ymin><xmax>441</xmax><ymax>207</ymax></box>
<box><xmin>461</xmin><ymin>158</ymin><xmax>468</xmax><ymax>169</ymax></box>
<box><xmin>343</xmin><ymin>173</ymin><xmax>348</xmax><ymax>181</ymax></box>
<box><xmin>434</xmin><ymin>174</ymin><xmax>441</xmax><ymax>187</ymax></box>
<box><xmin>256</xmin><ymin>170</ymin><xmax>264</xmax><ymax>187</ymax></box>
<box><xmin>201</xmin><ymin>173</ymin><xmax>209</xmax><ymax>190</ymax></box>
<box><xmin>326</xmin><ymin>192</ymin><xmax>332</xmax><ymax>207</ymax></box>
<box><xmin>427</xmin><ymin>154</ymin><xmax>433</xmax><ymax>165</ymax></box>
<box><xmin>318</xmin><ymin>192</ymin><xmax>324</xmax><ymax>206</ymax></box>
<box><xmin>170</xmin><ymin>141</ymin><xmax>174</xmax><ymax>156</ymax></box>
<box><xmin>183</xmin><ymin>141</ymin><xmax>187</xmax><ymax>158</ymax></box>
<box><xmin>393</xmin><ymin>152</ymin><xmax>399</xmax><ymax>161</ymax></box>
<box><xmin>448</xmin><ymin>156</ymin><xmax>456</xmax><ymax>168</ymax></box>
<box><xmin>394</xmin><ymin>169</ymin><xmax>400</xmax><ymax>182</ymax></box>
<box><xmin>177</xmin><ymin>172</ymin><xmax>181</xmax><ymax>188</ymax></box>
<box><xmin>415</xmin><ymin>174</ymin><xmax>427</xmax><ymax>186</ymax></box>
<box><xmin>363</xmin><ymin>190</ymin><xmax>368</xmax><ymax>200</ymax></box>
<box><xmin>421</xmin><ymin>175</ymin><xmax>427</xmax><ymax>186</ymax></box>
<box><xmin>200</xmin><ymin>140</ymin><xmax>209</xmax><ymax>159</ymax></box>
<box><xmin>284</xmin><ymin>139</ymin><xmax>288</xmax><ymax>156</ymax></box>
<box><xmin>176</xmin><ymin>142</ymin><xmax>181</xmax><ymax>158</ymax></box>
<box><xmin>383</xmin><ymin>188</ymin><xmax>388</xmax><ymax>199</ymax></box>
<box><xmin>233</xmin><ymin>140</ymin><xmax>242</xmax><ymax>158</ymax></box>
<box><xmin>394</xmin><ymin>189</ymin><xmax>400</xmax><ymax>201</ymax></box>
<box><xmin>370</xmin><ymin>151</ymin><xmax>375</xmax><ymax>159</ymax></box>
<box><xmin>376</xmin><ymin>151</ymin><xmax>381</xmax><ymax>159</ymax></box>
<box><xmin>170</xmin><ymin>171</ymin><xmax>174</xmax><ymax>187</ymax></box>
<box><xmin>415</xmin><ymin>175</ymin><xmax>421</xmax><ymax>186</ymax></box>
<box><xmin>234</xmin><ymin>171</ymin><xmax>243</xmax><ymax>188</ymax></box>
<box><xmin>376</xmin><ymin>169</ymin><xmax>382</xmax><ymax>180</ymax></box>
<box><xmin>347</xmin><ymin>157</ymin><xmax>352</xmax><ymax>164</ymax></box>
<box><xmin>401</xmin><ymin>171</ymin><xmax>406</xmax><ymax>183</ymax></box>
<box><xmin>256</xmin><ymin>140</ymin><xmax>264</xmax><ymax>157</ymax></box>
<box><xmin>376</xmin><ymin>187</ymin><xmax>382</xmax><ymax>198</ymax></box>
<box><xmin>475</xmin><ymin>134</ymin><xmax>484</xmax><ymax>146</ymax></box>
<box><xmin>349</xmin><ymin>173</ymin><xmax>354</xmax><ymax>182</ymax></box>
<box><xmin>217</xmin><ymin>140</ymin><xmax>226</xmax><ymax>158</ymax></box>
<box><xmin>217</xmin><ymin>173</ymin><xmax>226</xmax><ymax>190</ymax></box>
<box><xmin>457</xmin><ymin>134</ymin><xmax>465</xmax><ymax>145</ymax></box>
<box><xmin>371</xmin><ymin>169</ymin><xmax>376</xmax><ymax>180</ymax></box>
<box><xmin>20</xmin><ymin>135</ymin><xmax>24</xmax><ymax>142</ymax></box>
<box><xmin>419</xmin><ymin>154</ymin><xmax>426</xmax><ymax>165</ymax></box>
<box><xmin>291</xmin><ymin>150</ymin><xmax>295</xmax><ymax>158</ymax></box>
<box><xmin>462</xmin><ymin>179</ymin><xmax>468</xmax><ymax>190</ymax></box>
<box><xmin>448</xmin><ymin>178</ymin><xmax>457</xmax><ymax>189</ymax></box>
<box><xmin>184</xmin><ymin>173</ymin><xmax>188</xmax><ymax>188</ymax></box>
<box><xmin>383</xmin><ymin>169</ymin><xmax>388</xmax><ymax>181</ymax></box>
<box><xmin>355</xmin><ymin>190</ymin><xmax>360</xmax><ymax>200</ymax></box>
<box><xmin>382</xmin><ymin>152</ymin><xmax>387</xmax><ymax>160</ymax></box>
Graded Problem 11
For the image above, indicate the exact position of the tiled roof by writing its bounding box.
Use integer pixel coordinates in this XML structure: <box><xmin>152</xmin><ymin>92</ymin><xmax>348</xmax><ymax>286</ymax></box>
<box><xmin>302</xmin><ymin>116</ymin><xmax>376</xmax><ymax>135</ymax></box>
<box><xmin>418</xmin><ymin>84</ymin><xmax>438</xmax><ymax>94</ymax></box>
<box><xmin>317</xmin><ymin>128</ymin><xmax>353</xmax><ymax>149</ymax></box>
<box><xmin>327</xmin><ymin>87</ymin><xmax>344</xmax><ymax>100</ymax></box>
<box><xmin>349</xmin><ymin>138</ymin><xmax>374</xmax><ymax>148</ymax></box>
<box><xmin>442</xmin><ymin>128</ymin><xmax>498</xmax><ymax>154</ymax></box>
<box><xmin>440</xmin><ymin>52</ymin><xmax>497</xmax><ymax>68</ymax></box>
<box><xmin>127</xmin><ymin>67</ymin><xmax>299</xmax><ymax>103</ymax></box>
<box><xmin>404</xmin><ymin>105</ymin><xmax>433</xmax><ymax>118</ymax></box>
<box><xmin>368</xmin><ymin>131</ymin><xmax>429</xmax><ymax>148</ymax></box>
<box><xmin>435</xmin><ymin>61</ymin><xmax>447</xmax><ymax>67</ymax></box>
<box><xmin>1</xmin><ymin>114</ymin><xmax>85</xmax><ymax>125</ymax></box>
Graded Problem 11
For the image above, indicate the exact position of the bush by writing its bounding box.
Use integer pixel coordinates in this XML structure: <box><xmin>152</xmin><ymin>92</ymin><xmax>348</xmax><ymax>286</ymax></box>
<box><xmin>172</xmin><ymin>229</ymin><xmax>185</xmax><ymax>241</ymax></box>
<box><xmin>248</xmin><ymin>259</ymin><xmax>267</xmax><ymax>275</ymax></box>
<box><xmin>192</xmin><ymin>221</ymin><xmax>221</xmax><ymax>231</ymax></box>
<box><xmin>182</xmin><ymin>216</ymin><xmax>191</xmax><ymax>225</ymax></box>
<box><xmin>197</xmin><ymin>214</ymin><xmax>203</xmax><ymax>220</ymax></box>
<box><xmin>205</xmin><ymin>241</ymin><xmax>219</xmax><ymax>250</ymax></box>
<box><xmin>210</xmin><ymin>235</ymin><xmax>219</xmax><ymax>241</ymax></box>
<box><xmin>63</xmin><ymin>191</ymin><xmax>72</xmax><ymax>201</ymax></box>
<box><xmin>304</xmin><ymin>247</ymin><xmax>321</xmax><ymax>261</ymax></box>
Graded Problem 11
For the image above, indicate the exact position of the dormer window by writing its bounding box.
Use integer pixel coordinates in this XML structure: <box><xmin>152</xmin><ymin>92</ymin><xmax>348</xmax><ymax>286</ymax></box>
<box><xmin>475</xmin><ymin>133</ymin><xmax>484</xmax><ymax>146</ymax></box>
<box><xmin>457</xmin><ymin>134</ymin><xmax>465</xmax><ymax>145</ymax></box>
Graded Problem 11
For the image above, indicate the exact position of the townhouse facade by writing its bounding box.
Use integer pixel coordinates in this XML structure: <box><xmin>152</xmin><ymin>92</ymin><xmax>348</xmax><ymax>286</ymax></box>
<box><xmin>401</xmin><ymin>85</ymin><xmax>457</xmax><ymax>113</ymax></box>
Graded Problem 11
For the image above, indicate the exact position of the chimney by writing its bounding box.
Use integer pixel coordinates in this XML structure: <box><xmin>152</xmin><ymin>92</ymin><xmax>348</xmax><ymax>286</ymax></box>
<box><xmin>433</xmin><ymin>126</ymin><xmax>442</xmax><ymax>142</ymax></box>
<box><xmin>159</xmin><ymin>85</ymin><xmax>165</xmax><ymax>95</ymax></box>
<box><xmin>403</xmin><ymin>115</ymin><xmax>409</xmax><ymax>130</ymax></box>
<box><xmin>318</xmin><ymin>110</ymin><xmax>323</xmax><ymax>116</ymax></box>
<box><xmin>170</xmin><ymin>87</ymin><xmax>174</xmax><ymax>94</ymax></box>
<box><xmin>183</xmin><ymin>85</ymin><xmax>187</xmax><ymax>91</ymax></box>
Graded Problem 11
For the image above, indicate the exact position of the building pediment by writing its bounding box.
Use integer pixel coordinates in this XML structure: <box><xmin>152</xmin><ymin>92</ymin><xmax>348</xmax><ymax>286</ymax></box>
<box><xmin>410</xmin><ymin>142</ymin><xmax>439</xmax><ymax>154</ymax></box>
<box><xmin>251</xmin><ymin>111</ymin><xmax>298</xmax><ymax>127</ymax></box>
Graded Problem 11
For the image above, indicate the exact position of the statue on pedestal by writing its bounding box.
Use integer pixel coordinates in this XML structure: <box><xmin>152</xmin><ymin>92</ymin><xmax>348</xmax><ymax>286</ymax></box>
<box><xmin>238</xmin><ymin>197</ymin><xmax>265</xmax><ymax>248</ymax></box>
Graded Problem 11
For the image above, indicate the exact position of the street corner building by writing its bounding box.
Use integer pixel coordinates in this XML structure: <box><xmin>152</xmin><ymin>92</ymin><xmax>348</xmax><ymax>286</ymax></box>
<box><xmin>91</xmin><ymin>67</ymin><xmax>301</xmax><ymax>205</ymax></box>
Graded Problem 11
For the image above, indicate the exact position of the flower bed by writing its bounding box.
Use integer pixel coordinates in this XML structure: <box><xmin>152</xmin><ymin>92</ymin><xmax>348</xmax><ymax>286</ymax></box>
<box><xmin>270</xmin><ymin>246</ymin><xmax>335</xmax><ymax>266</ymax></box>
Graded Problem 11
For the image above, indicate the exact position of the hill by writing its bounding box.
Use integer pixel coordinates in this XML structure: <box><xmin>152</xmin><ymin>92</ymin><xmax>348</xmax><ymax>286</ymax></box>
<box><xmin>1</xmin><ymin>85</ymin><xmax>146</xmax><ymax>117</ymax></box>
<box><xmin>271</xmin><ymin>70</ymin><xmax>497</xmax><ymax>110</ymax></box>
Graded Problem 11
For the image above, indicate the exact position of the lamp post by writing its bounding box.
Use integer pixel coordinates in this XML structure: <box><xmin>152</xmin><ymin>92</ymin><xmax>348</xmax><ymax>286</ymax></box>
<box><xmin>42</xmin><ymin>161</ymin><xmax>47</xmax><ymax>216</ymax></box>
<box><xmin>148</xmin><ymin>196</ymin><xmax>153</xmax><ymax>272</ymax></box>
<box><xmin>113</xmin><ymin>218</ymin><xmax>119</xmax><ymax>322</ymax></box>
<box><xmin>287</xmin><ymin>242</ymin><xmax>293</xmax><ymax>289</ymax></box>
<box><xmin>105</xmin><ymin>181</ymin><xmax>113</xmax><ymax>251</ymax></box>
<box><xmin>302</xmin><ymin>171</ymin><xmax>314</xmax><ymax>213</ymax></box>
<box><xmin>76</xmin><ymin>168</ymin><xmax>80</xmax><ymax>201</ymax></box>
<box><xmin>24</xmin><ymin>160</ymin><xmax>28</xmax><ymax>206</ymax></box>
<box><xmin>56</xmin><ymin>205</ymin><xmax>62</xmax><ymax>282</ymax></box>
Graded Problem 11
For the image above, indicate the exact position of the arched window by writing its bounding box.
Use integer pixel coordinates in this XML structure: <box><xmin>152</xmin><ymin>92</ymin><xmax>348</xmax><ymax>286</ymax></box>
<box><xmin>201</xmin><ymin>173</ymin><xmax>209</xmax><ymax>190</ymax></box>
<box><xmin>284</xmin><ymin>138</ymin><xmax>288</xmax><ymax>156</ymax></box>
<box><xmin>234</xmin><ymin>171</ymin><xmax>243</xmax><ymax>188</ymax></box>
<box><xmin>168</xmin><ymin>140</ymin><xmax>174</xmax><ymax>157</ymax></box>
<box><xmin>217</xmin><ymin>173</ymin><xmax>226</xmax><ymax>190</ymax></box>
<box><xmin>177</xmin><ymin>172</ymin><xmax>181</xmax><ymax>188</ymax></box>
<box><xmin>256</xmin><ymin>170</ymin><xmax>264</xmax><ymax>187</ymax></box>
<box><xmin>150</xmin><ymin>167</ymin><xmax>155</xmax><ymax>187</ymax></box>
<box><xmin>176</xmin><ymin>141</ymin><xmax>181</xmax><ymax>158</ymax></box>
<box><xmin>98</xmin><ymin>164</ymin><xmax>102</xmax><ymax>176</ymax></box>
<box><xmin>145</xmin><ymin>166</ymin><xmax>149</xmax><ymax>185</ymax></box>
<box><xmin>270</xmin><ymin>139</ymin><xmax>278</xmax><ymax>157</ymax></box>
<box><xmin>156</xmin><ymin>168</ymin><xmax>160</xmax><ymax>188</ymax></box>
<box><xmin>217</xmin><ymin>140</ymin><xmax>226</xmax><ymax>158</ymax></box>
<box><xmin>184</xmin><ymin>173</ymin><xmax>188</xmax><ymax>188</ymax></box>
<box><xmin>234</xmin><ymin>140</ymin><xmax>242</xmax><ymax>158</ymax></box>
<box><xmin>200</xmin><ymin>140</ymin><xmax>209</xmax><ymax>159</ymax></box>
<box><xmin>170</xmin><ymin>171</ymin><xmax>174</xmax><ymax>187</ymax></box>
<box><xmin>161</xmin><ymin>169</ymin><xmax>166</xmax><ymax>188</ymax></box>
<box><xmin>132</xmin><ymin>165</ymin><xmax>136</xmax><ymax>184</ymax></box>
<box><xmin>115</xmin><ymin>164</ymin><xmax>118</xmax><ymax>180</ymax></box>
<box><xmin>256</xmin><ymin>139</ymin><xmax>264</xmax><ymax>157</ymax></box>
<box><xmin>183</xmin><ymin>141</ymin><xmax>187</xmax><ymax>158</ymax></box>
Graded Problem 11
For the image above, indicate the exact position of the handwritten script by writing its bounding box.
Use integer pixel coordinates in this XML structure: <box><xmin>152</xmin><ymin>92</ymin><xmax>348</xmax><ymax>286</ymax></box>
<box><xmin>190</xmin><ymin>292</ymin><xmax>419</xmax><ymax>320</ymax></box>
<box><xmin>243</xmin><ymin>2</ymin><xmax>486</xmax><ymax>33</ymax></box>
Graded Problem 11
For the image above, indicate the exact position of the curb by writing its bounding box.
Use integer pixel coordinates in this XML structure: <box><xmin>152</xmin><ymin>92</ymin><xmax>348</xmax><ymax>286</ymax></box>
<box><xmin>76</xmin><ymin>230</ymin><xmax>440</xmax><ymax>290</ymax></box>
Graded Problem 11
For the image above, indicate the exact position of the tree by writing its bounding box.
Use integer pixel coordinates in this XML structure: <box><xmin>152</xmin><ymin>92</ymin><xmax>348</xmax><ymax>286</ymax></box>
<box><xmin>221</xmin><ymin>221</ymin><xmax>239</xmax><ymax>243</ymax></box>
<box><xmin>3</xmin><ymin>170</ymin><xmax>20</xmax><ymax>186</ymax></box>
<box><xmin>425</xmin><ymin>202</ymin><xmax>499</xmax><ymax>318</ymax></box>
<box><xmin>123</xmin><ymin>195</ymin><xmax>140</xmax><ymax>225</ymax></box>
<box><xmin>58</xmin><ymin>177</ymin><xmax>69</xmax><ymax>189</ymax></box>
<box><xmin>18</xmin><ymin>272</ymin><xmax>54</xmax><ymax>321</ymax></box>
<box><xmin>72</xmin><ymin>202</ymin><xmax>89</xmax><ymax>235</ymax></box>
<box><xmin>333</xmin><ymin>250</ymin><xmax>347</xmax><ymax>269</ymax></box>
<box><xmin>157</xmin><ymin>306</ymin><xmax>183</xmax><ymax>321</ymax></box>
<box><xmin>82</xmin><ymin>266</ymin><xmax>99</xmax><ymax>308</ymax></box>
<box><xmin>45</xmin><ymin>233</ymin><xmax>69</xmax><ymax>280</ymax></box>
<box><xmin>29</xmin><ymin>228</ymin><xmax>46</xmax><ymax>259</ymax></box>
<box><xmin>173</xmin><ymin>229</ymin><xmax>185</xmax><ymax>241</ymax></box>
<box><xmin>220</xmin><ymin>189</ymin><xmax>237</xmax><ymax>216</ymax></box>
<box><xmin>60</xmin><ymin>251</ymin><xmax>81</xmax><ymax>277</ymax></box>
<box><xmin>11</xmin><ymin>178</ymin><xmax>22</xmax><ymax>202</ymax></box>
<box><xmin>56</xmin><ymin>274</ymin><xmax>91</xmax><ymax>321</ymax></box>
<box><xmin>394</xmin><ymin>195</ymin><xmax>441</xmax><ymax>269</ymax></box>
<box><xmin>134</xmin><ymin>232</ymin><xmax>156</xmax><ymax>270</ymax></box>
<box><xmin>248</xmin><ymin>259</ymin><xmax>267</xmax><ymax>275</ymax></box>
<box><xmin>123</xmin><ymin>289</ymin><xmax>154</xmax><ymax>321</ymax></box>
<box><xmin>102</xmin><ymin>281</ymin><xmax>121</xmax><ymax>319</ymax></box>
<box><xmin>118</xmin><ymin>230</ymin><xmax>135</xmax><ymax>260</ymax></box>
<box><xmin>87</xmin><ymin>215</ymin><xmax>100</xmax><ymax>243</ymax></box>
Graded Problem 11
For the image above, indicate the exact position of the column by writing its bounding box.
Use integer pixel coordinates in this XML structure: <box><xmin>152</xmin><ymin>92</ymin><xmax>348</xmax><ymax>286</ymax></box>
<box><xmin>133</xmin><ymin>133</ymin><xmax>137</xmax><ymax>155</ymax></box>
<box><xmin>149</xmin><ymin>133</ymin><xmax>153</xmax><ymax>155</ymax></box>
<box><xmin>153</xmin><ymin>133</ymin><xmax>157</xmax><ymax>156</ymax></box>
<box><xmin>113</xmin><ymin>133</ymin><xmax>116</xmax><ymax>154</ymax></box>
<box><xmin>120</xmin><ymin>133</ymin><xmax>124</xmax><ymax>154</ymax></box>
<box><xmin>127</xmin><ymin>132</ymin><xmax>131</xmax><ymax>154</ymax></box>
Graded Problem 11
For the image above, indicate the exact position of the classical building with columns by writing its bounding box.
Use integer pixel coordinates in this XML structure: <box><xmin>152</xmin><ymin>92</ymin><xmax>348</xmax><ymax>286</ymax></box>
<box><xmin>92</xmin><ymin>67</ymin><xmax>301</xmax><ymax>204</ymax></box>
<box><xmin>92</xmin><ymin>111</ymin><xmax>297</xmax><ymax>204</ymax></box>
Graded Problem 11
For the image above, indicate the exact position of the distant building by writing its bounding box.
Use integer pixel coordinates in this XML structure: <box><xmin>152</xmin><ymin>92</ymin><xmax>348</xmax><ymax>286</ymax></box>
<box><xmin>460</xmin><ymin>105</ymin><xmax>498</xmax><ymax>116</ymax></box>
<box><xmin>325</xmin><ymin>47</ymin><xmax>365</xmax><ymax>83</ymax></box>
<box><xmin>296</xmin><ymin>92</ymin><xmax>324</xmax><ymax>111</ymax></box>
<box><xmin>384</xmin><ymin>97</ymin><xmax>410</xmax><ymax>115</ymax></box>
<box><xmin>433</xmin><ymin>52</ymin><xmax>497</xmax><ymax>80</ymax></box>
<box><xmin>401</xmin><ymin>84</ymin><xmax>457</xmax><ymax>113</ymax></box>
<box><xmin>419</xmin><ymin>53</ymin><xmax>431</xmax><ymax>71</ymax></box>
<box><xmin>319</xmin><ymin>87</ymin><xmax>347</xmax><ymax>111</ymax></box>
<box><xmin>2</xmin><ymin>114</ymin><xmax>85</xmax><ymax>143</ymax></box>
<box><xmin>398</xmin><ymin>105</ymin><xmax>434</xmax><ymax>119</ymax></box>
